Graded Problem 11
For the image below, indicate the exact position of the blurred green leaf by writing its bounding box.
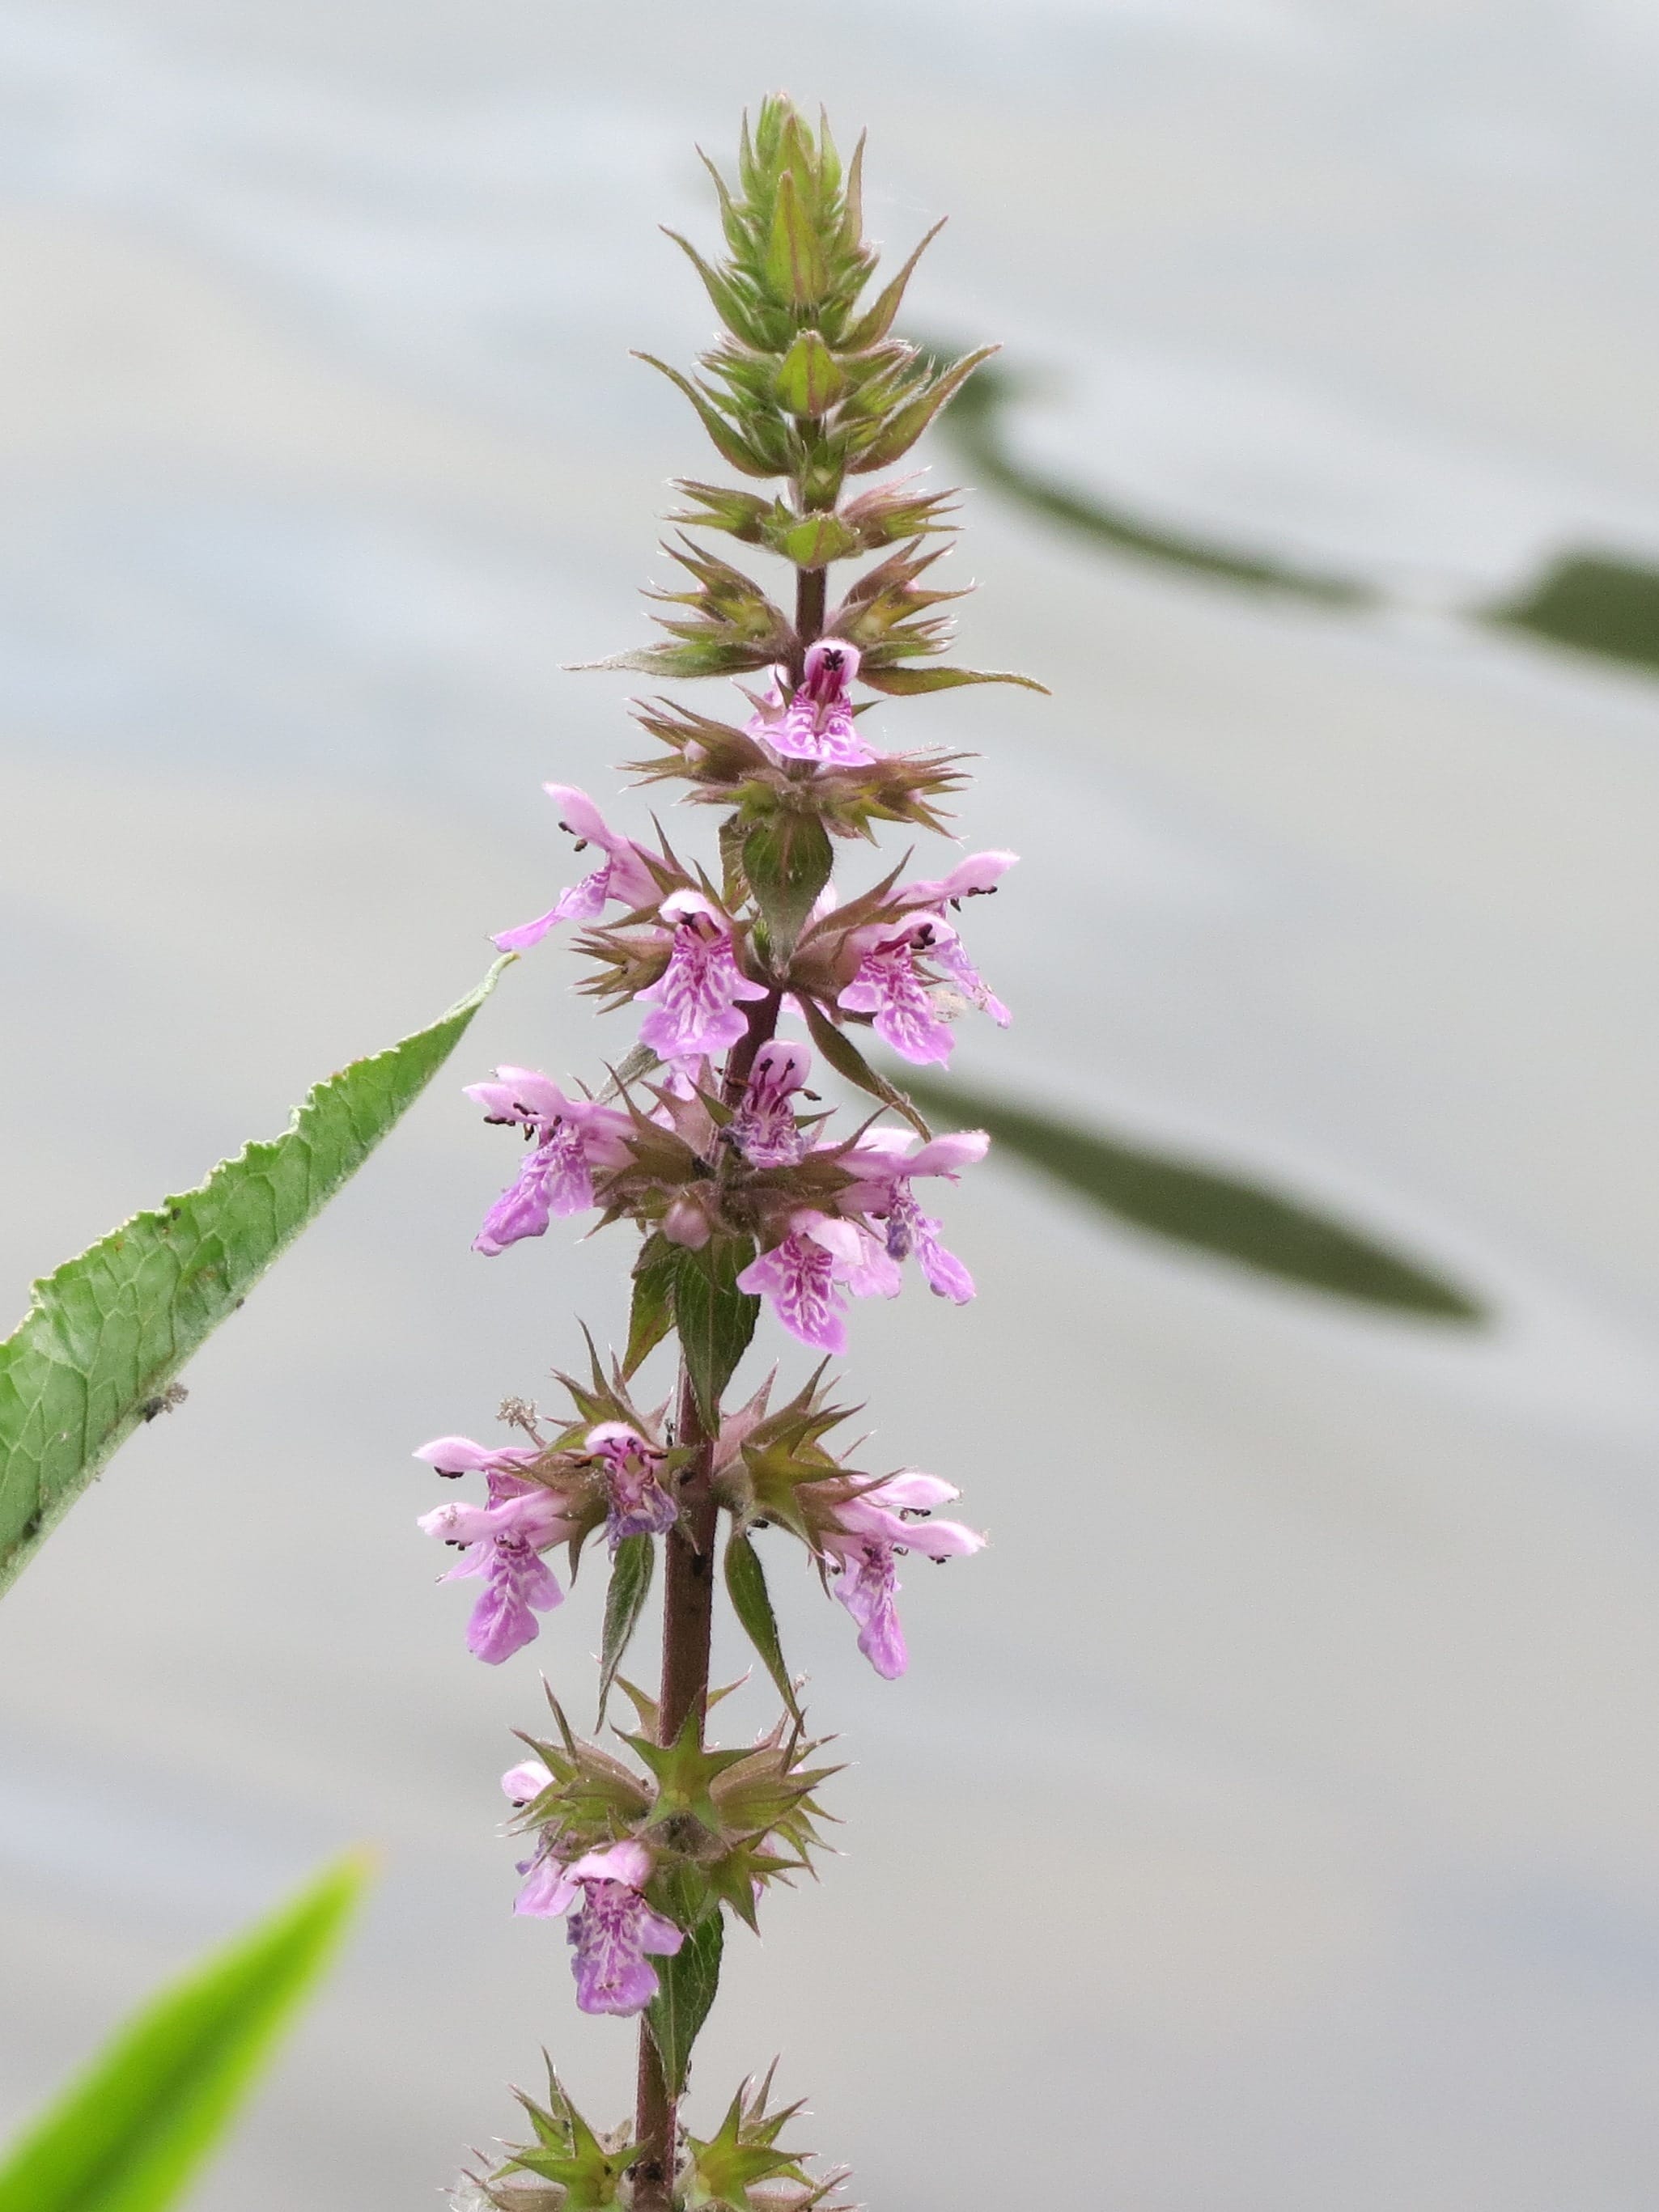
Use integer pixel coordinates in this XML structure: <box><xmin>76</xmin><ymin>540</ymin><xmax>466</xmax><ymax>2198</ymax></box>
<box><xmin>799</xmin><ymin>998</ymin><xmax>931</xmax><ymax>1138</ymax></box>
<box><xmin>927</xmin><ymin>350</ymin><xmax>1375</xmax><ymax>606</ymax></box>
<box><xmin>0</xmin><ymin>959</ymin><xmax>511</xmax><ymax>1594</ymax></box>
<box><xmin>0</xmin><ymin>1854</ymin><xmax>367</xmax><ymax>2212</ymax></box>
<box><xmin>902</xmin><ymin>1072</ymin><xmax>1483</xmax><ymax>1321</ymax></box>
<box><xmin>927</xmin><ymin>340</ymin><xmax>1659</xmax><ymax>684</ymax></box>
<box><xmin>1487</xmin><ymin>552</ymin><xmax>1659</xmax><ymax>676</ymax></box>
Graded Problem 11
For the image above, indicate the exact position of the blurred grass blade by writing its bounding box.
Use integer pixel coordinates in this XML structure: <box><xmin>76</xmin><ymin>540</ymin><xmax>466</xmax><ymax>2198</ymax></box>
<box><xmin>0</xmin><ymin>958</ymin><xmax>513</xmax><ymax>1594</ymax></box>
<box><xmin>903</xmin><ymin>1072</ymin><xmax>1483</xmax><ymax>1320</ymax></box>
<box><xmin>0</xmin><ymin>1854</ymin><xmax>368</xmax><ymax>2212</ymax></box>
<box><xmin>927</xmin><ymin>350</ymin><xmax>1375</xmax><ymax>608</ymax></box>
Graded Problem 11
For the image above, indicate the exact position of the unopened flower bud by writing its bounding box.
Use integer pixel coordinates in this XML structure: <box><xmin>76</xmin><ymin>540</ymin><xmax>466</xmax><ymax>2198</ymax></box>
<box><xmin>663</xmin><ymin>1189</ymin><xmax>715</xmax><ymax>1248</ymax></box>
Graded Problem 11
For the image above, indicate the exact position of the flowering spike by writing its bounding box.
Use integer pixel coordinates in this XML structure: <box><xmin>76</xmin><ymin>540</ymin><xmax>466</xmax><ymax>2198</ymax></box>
<box><xmin>423</xmin><ymin>99</ymin><xmax>1033</xmax><ymax>2208</ymax></box>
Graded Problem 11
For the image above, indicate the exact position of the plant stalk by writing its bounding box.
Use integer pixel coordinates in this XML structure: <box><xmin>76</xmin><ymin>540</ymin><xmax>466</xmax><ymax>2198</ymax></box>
<box><xmin>796</xmin><ymin>562</ymin><xmax>826</xmax><ymax>655</ymax></box>
<box><xmin>632</xmin><ymin>1366</ymin><xmax>715</xmax><ymax>2210</ymax></box>
<box><xmin>633</xmin><ymin>980</ymin><xmax>783</xmax><ymax>2206</ymax></box>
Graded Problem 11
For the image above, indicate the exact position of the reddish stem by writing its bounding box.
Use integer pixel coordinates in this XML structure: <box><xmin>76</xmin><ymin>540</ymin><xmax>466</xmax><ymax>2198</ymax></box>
<box><xmin>631</xmin><ymin>980</ymin><xmax>783</xmax><ymax>2203</ymax></box>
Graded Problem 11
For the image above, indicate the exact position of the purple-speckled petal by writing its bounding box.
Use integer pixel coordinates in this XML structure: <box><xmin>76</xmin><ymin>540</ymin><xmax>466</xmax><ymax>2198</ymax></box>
<box><xmin>738</xmin><ymin>1231</ymin><xmax>848</xmax><ymax>1353</ymax></box>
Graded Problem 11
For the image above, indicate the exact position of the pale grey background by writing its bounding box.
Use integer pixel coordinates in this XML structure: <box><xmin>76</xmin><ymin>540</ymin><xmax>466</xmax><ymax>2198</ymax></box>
<box><xmin>2</xmin><ymin>2</ymin><xmax>1658</xmax><ymax>2206</ymax></box>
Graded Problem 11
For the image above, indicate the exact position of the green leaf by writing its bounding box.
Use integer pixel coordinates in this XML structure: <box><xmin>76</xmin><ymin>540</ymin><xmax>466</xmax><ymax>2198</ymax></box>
<box><xmin>798</xmin><ymin>997</ymin><xmax>931</xmax><ymax>1140</ymax></box>
<box><xmin>0</xmin><ymin>960</ymin><xmax>511</xmax><ymax>1596</ymax></box>
<box><xmin>673</xmin><ymin>1240</ymin><xmax>760</xmax><ymax>1430</ymax></box>
<box><xmin>901</xmin><ymin>1072</ymin><xmax>1484</xmax><ymax>1321</ymax></box>
<box><xmin>0</xmin><ymin>1854</ymin><xmax>367</xmax><ymax>2212</ymax></box>
<box><xmin>858</xmin><ymin>662</ymin><xmax>1049</xmax><ymax>697</ymax></box>
<box><xmin>924</xmin><ymin>346</ymin><xmax>1376</xmax><ymax>607</ymax></box>
<box><xmin>744</xmin><ymin>812</ymin><xmax>834</xmax><ymax>957</ymax></box>
<box><xmin>644</xmin><ymin>1905</ymin><xmax>724</xmax><ymax>2098</ymax></box>
<box><xmin>625</xmin><ymin>1234</ymin><xmax>680</xmax><ymax>1379</ymax></box>
<box><xmin>598</xmin><ymin>1535</ymin><xmax>656</xmax><ymax>1723</ymax></box>
<box><xmin>723</xmin><ymin>1532</ymin><xmax>801</xmax><ymax>1723</ymax></box>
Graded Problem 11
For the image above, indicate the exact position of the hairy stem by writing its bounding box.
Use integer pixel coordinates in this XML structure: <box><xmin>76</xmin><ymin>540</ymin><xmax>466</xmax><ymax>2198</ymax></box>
<box><xmin>632</xmin><ymin>1362</ymin><xmax>716</xmax><ymax>2210</ymax></box>
<box><xmin>634</xmin><ymin>985</ymin><xmax>783</xmax><ymax>2204</ymax></box>
<box><xmin>796</xmin><ymin>562</ymin><xmax>826</xmax><ymax>655</ymax></box>
<box><xmin>723</xmin><ymin>987</ymin><xmax>785</xmax><ymax>1106</ymax></box>
<box><xmin>633</xmin><ymin>2032</ymin><xmax>674</xmax><ymax>2210</ymax></box>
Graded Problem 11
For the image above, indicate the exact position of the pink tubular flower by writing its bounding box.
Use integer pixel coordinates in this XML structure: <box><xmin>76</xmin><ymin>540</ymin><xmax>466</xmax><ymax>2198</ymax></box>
<box><xmin>501</xmin><ymin>1758</ymin><xmax>552</xmax><ymax>1807</ymax></box>
<box><xmin>894</xmin><ymin>850</ymin><xmax>1019</xmax><ymax>912</ymax></box>
<box><xmin>585</xmin><ymin>1422</ymin><xmax>679</xmax><ymax>1548</ymax></box>
<box><xmin>736</xmin><ymin>1211</ymin><xmax>902</xmax><ymax>1354</ymax></box>
<box><xmin>464</xmin><ymin>1068</ymin><xmax>633</xmax><ymax>1256</ymax></box>
<box><xmin>494</xmin><ymin>786</ymin><xmax>660</xmax><ymax>950</ymax></box>
<box><xmin>509</xmin><ymin>1835</ymin><xmax>684</xmax><ymax>2016</ymax></box>
<box><xmin>744</xmin><ymin>638</ymin><xmax>873</xmax><ymax>767</ymax></box>
<box><xmin>636</xmin><ymin>890</ymin><xmax>769</xmax><ymax>1061</ymax></box>
<box><xmin>838</xmin><ymin>1128</ymin><xmax>989</xmax><ymax>1303</ymax></box>
<box><xmin>837</xmin><ymin>919</ymin><xmax>956</xmax><ymax>1065</ymax></box>
<box><xmin>415</xmin><ymin>1436</ymin><xmax>575</xmax><ymax>1663</ymax></box>
<box><xmin>728</xmin><ymin>1040</ymin><xmax>811</xmax><ymax>1166</ymax></box>
<box><xmin>821</xmin><ymin>1470</ymin><xmax>986</xmax><ymax>1680</ymax></box>
<box><xmin>837</xmin><ymin>850</ymin><xmax>1016</xmax><ymax>1064</ymax></box>
<box><xmin>838</xmin><ymin>913</ymin><xmax>1008</xmax><ymax>1066</ymax></box>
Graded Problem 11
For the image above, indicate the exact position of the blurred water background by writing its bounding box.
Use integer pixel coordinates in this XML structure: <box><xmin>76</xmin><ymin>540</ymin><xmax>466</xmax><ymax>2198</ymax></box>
<box><xmin>2</xmin><ymin>2</ymin><xmax>1659</xmax><ymax>2205</ymax></box>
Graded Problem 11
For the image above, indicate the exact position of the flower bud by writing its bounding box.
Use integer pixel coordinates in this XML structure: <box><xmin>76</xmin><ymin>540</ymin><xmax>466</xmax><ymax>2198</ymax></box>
<box><xmin>662</xmin><ymin>1189</ymin><xmax>715</xmax><ymax>1249</ymax></box>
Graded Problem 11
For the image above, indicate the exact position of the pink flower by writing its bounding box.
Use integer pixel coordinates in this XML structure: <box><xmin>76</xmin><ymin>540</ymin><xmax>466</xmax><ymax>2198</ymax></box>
<box><xmin>415</xmin><ymin>1436</ymin><xmax>576</xmax><ymax>1663</ymax></box>
<box><xmin>728</xmin><ymin>1040</ymin><xmax>811</xmax><ymax>1167</ymax></box>
<box><xmin>838</xmin><ymin>913</ymin><xmax>1008</xmax><ymax>1067</ymax></box>
<box><xmin>744</xmin><ymin>638</ymin><xmax>873</xmax><ymax>767</ymax></box>
<box><xmin>636</xmin><ymin>891</ymin><xmax>769</xmax><ymax>1061</ymax></box>
<box><xmin>585</xmin><ymin>1422</ymin><xmax>679</xmax><ymax>1548</ymax></box>
<box><xmin>821</xmin><ymin>1471</ymin><xmax>986</xmax><ymax>1680</ymax></box>
<box><xmin>501</xmin><ymin>1758</ymin><xmax>551</xmax><ymax>1807</ymax></box>
<box><xmin>737</xmin><ymin>1126</ymin><xmax>986</xmax><ymax>1345</ymax></box>
<box><xmin>464</xmin><ymin>1069</ymin><xmax>633</xmax><ymax>1256</ymax></box>
<box><xmin>894</xmin><ymin>850</ymin><xmax>1019</xmax><ymax>911</ymax></box>
<box><xmin>508</xmin><ymin>1834</ymin><xmax>685</xmax><ymax>2016</ymax></box>
<box><xmin>494</xmin><ymin>786</ymin><xmax>660</xmax><ymax>950</ymax></box>
<box><xmin>838</xmin><ymin>1128</ymin><xmax>989</xmax><ymax>1303</ymax></box>
<box><xmin>837</xmin><ymin>851</ymin><xmax>1016</xmax><ymax>1064</ymax></box>
<box><xmin>736</xmin><ymin>1211</ymin><xmax>901</xmax><ymax>1354</ymax></box>
<box><xmin>838</xmin><ymin>919</ymin><xmax>956</xmax><ymax>1065</ymax></box>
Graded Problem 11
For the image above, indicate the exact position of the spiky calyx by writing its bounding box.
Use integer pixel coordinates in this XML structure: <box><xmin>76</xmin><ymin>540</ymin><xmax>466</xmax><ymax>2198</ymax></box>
<box><xmin>594</xmin><ymin>93</ymin><xmax>1041</xmax><ymax>706</ymax></box>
